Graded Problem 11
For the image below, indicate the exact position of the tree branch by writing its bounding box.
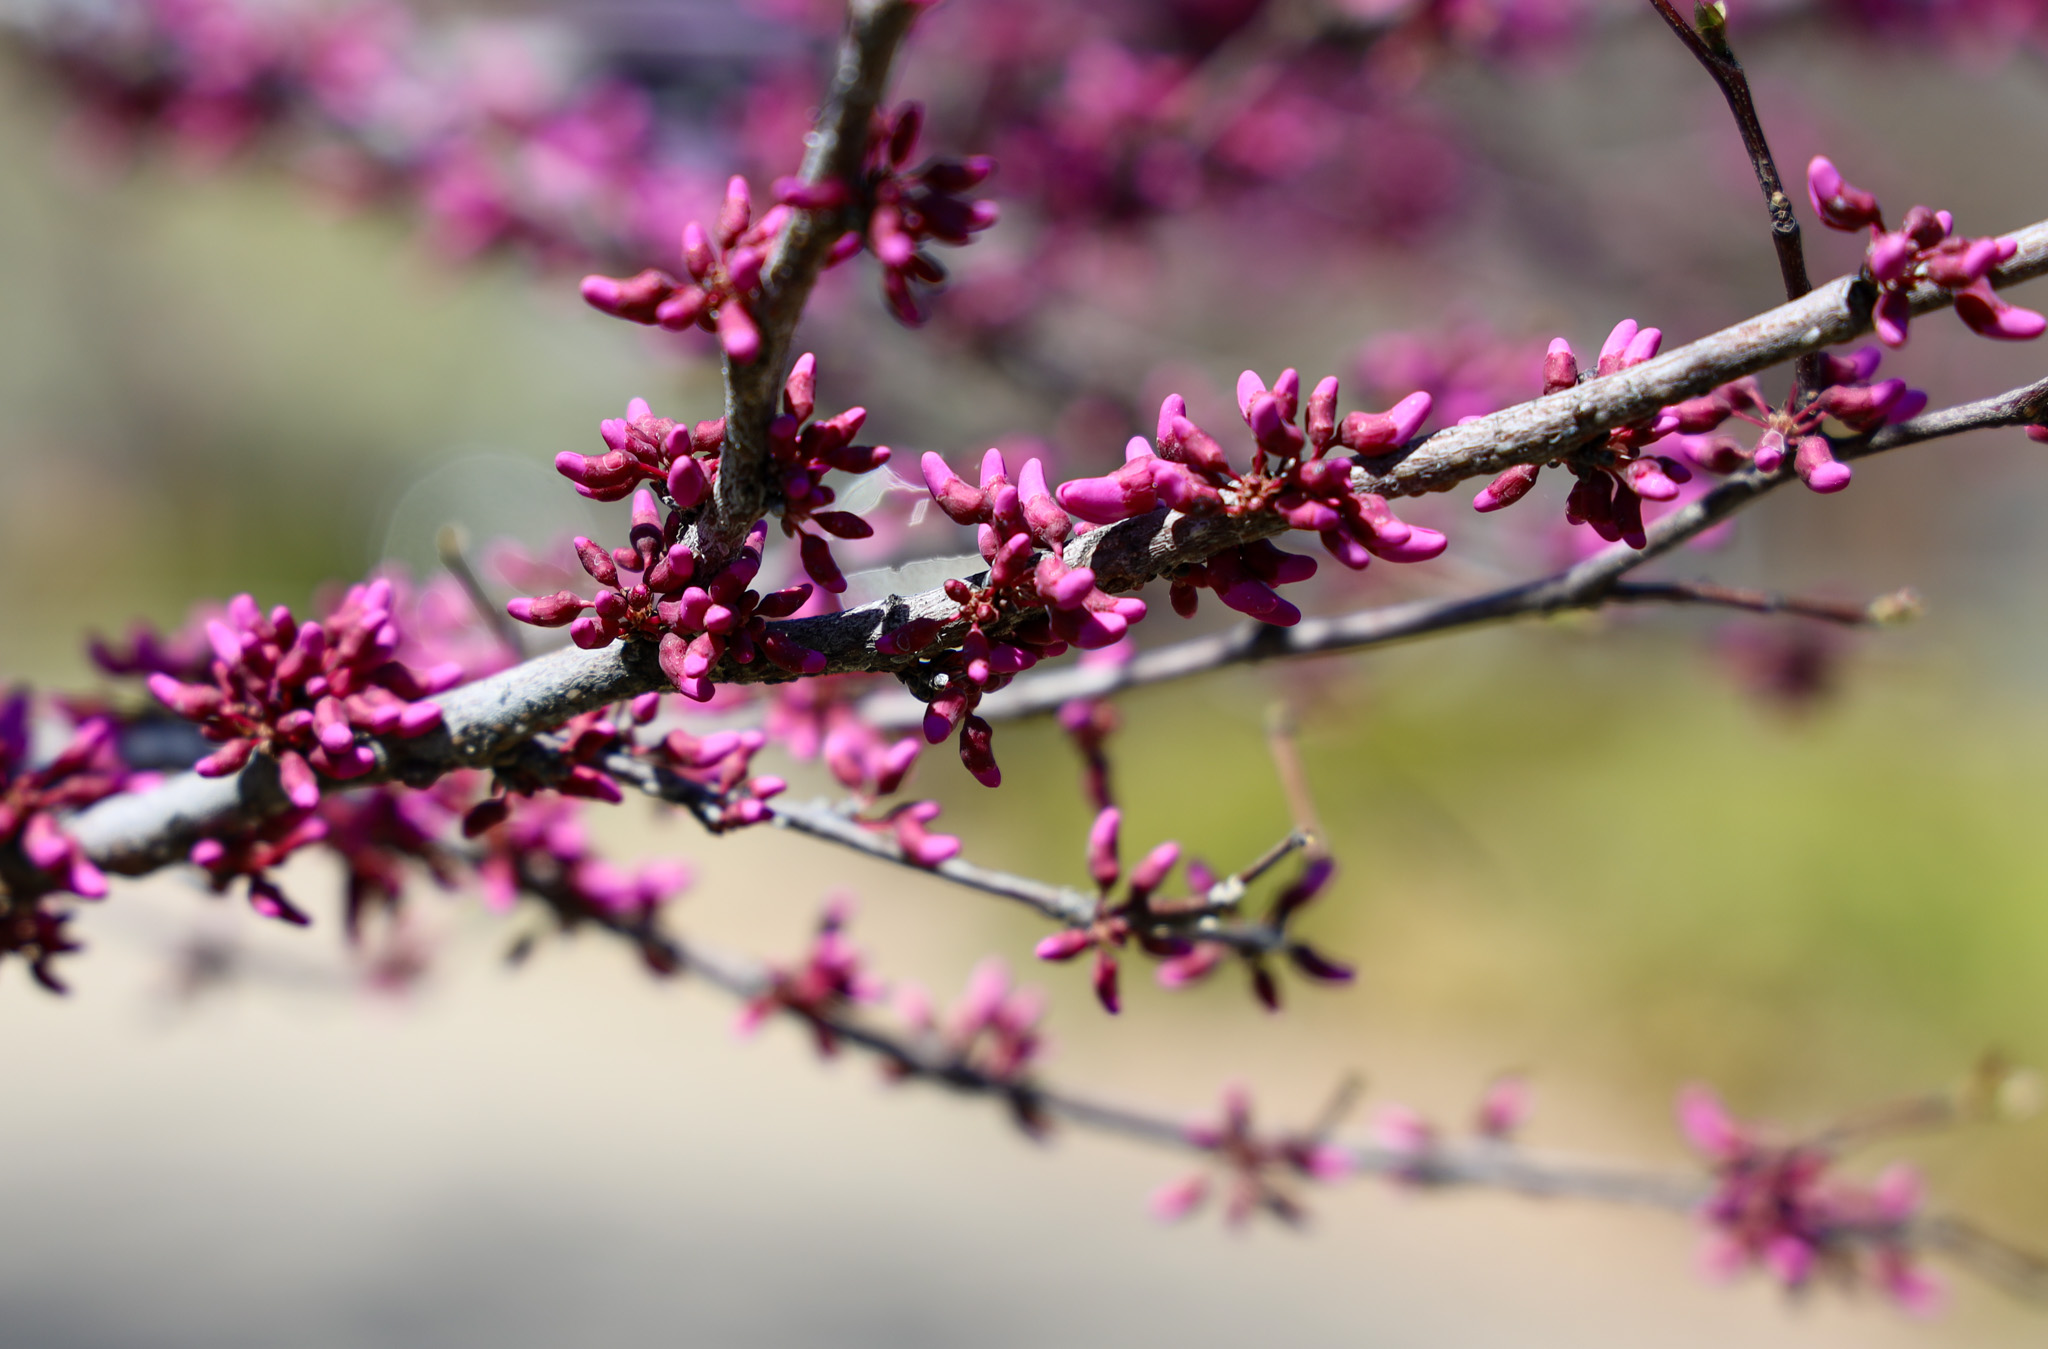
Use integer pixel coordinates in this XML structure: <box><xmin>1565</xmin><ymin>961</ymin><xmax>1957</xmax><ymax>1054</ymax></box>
<box><xmin>860</xmin><ymin>375</ymin><xmax>2046</xmax><ymax>728</ymax></box>
<box><xmin>62</xmin><ymin>315</ymin><xmax>2048</xmax><ymax>879</ymax></box>
<box><xmin>706</xmin><ymin>0</ymin><xmax>924</xmax><ymax>553</ymax></box>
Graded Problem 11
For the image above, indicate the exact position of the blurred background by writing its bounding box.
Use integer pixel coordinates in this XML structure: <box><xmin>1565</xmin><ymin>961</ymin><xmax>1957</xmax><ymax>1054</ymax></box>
<box><xmin>4</xmin><ymin>0</ymin><xmax>2048</xmax><ymax>1343</ymax></box>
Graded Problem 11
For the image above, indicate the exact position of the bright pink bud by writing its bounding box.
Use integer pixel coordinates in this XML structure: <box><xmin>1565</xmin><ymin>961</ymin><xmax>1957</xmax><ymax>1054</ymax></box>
<box><xmin>716</xmin><ymin>175</ymin><xmax>752</xmax><ymax>248</ymax></box>
<box><xmin>1794</xmin><ymin>436</ymin><xmax>1851</xmax><ymax>493</ymax></box>
<box><xmin>1620</xmin><ymin>458</ymin><xmax>1679</xmax><ymax>501</ymax></box>
<box><xmin>1036</xmin><ymin>928</ymin><xmax>1093</xmax><ymax>961</ymax></box>
<box><xmin>921</xmin><ymin>451</ymin><xmax>987</xmax><ymax>523</ymax></box>
<box><xmin>1088</xmin><ymin>806</ymin><xmax>1121</xmax><ymax>890</ymax></box>
<box><xmin>717</xmin><ymin>302</ymin><xmax>761</xmax><ymax>363</ymax></box>
<box><xmin>1218</xmin><ymin>579</ymin><xmax>1301</xmax><ymax>626</ymax></box>
<box><xmin>1129</xmin><ymin>841</ymin><xmax>1180</xmax><ymax>895</ymax></box>
<box><xmin>1474</xmin><ymin>462</ymin><xmax>1539</xmax><ymax>513</ymax></box>
<box><xmin>1807</xmin><ymin>156</ymin><xmax>1883</xmax><ymax>232</ymax></box>
<box><xmin>506</xmin><ymin>591</ymin><xmax>589</xmax><ymax>627</ymax></box>
<box><xmin>666</xmin><ymin>454</ymin><xmax>708</xmax><ymax>510</ymax></box>
<box><xmin>1365</xmin><ymin>526</ymin><xmax>1448</xmax><ymax>563</ymax></box>
<box><xmin>1953</xmin><ymin>279</ymin><xmax>2048</xmax><ymax>341</ymax></box>
<box><xmin>1543</xmin><ymin>337</ymin><xmax>1578</xmax><ymax>393</ymax></box>
<box><xmin>1596</xmin><ymin>319</ymin><xmax>1638</xmax><ymax>375</ymax></box>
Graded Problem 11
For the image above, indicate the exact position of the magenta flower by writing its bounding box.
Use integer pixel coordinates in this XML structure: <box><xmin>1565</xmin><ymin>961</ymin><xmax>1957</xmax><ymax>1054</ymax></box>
<box><xmin>765</xmin><ymin>353</ymin><xmax>894</xmax><ymax>594</ymax></box>
<box><xmin>1806</xmin><ymin>156</ymin><xmax>2044</xmax><ymax>348</ymax></box>
<box><xmin>554</xmin><ymin>395</ymin><xmax>723</xmax><ymax>505</ymax></box>
<box><xmin>146</xmin><ymin>583</ymin><xmax>461</xmax><ymax>809</ymax></box>
<box><xmin>737</xmin><ymin>894</ymin><xmax>887</xmax><ymax>1055</ymax></box>
<box><xmin>1057</xmin><ymin>370</ymin><xmax>1445</xmax><ymax>620</ymax></box>
<box><xmin>780</xmin><ymin>101</ymin><xmax>1000</xmax><ymax>326</ymax></box>
<box><xmin>510</xmin><ymin>512</ymin><xmax>822</xmax><ymax>703</ymax></box>
<box><xmin>580</xmin><ymin>174</ymin><xmax>787</xmax><ymax>362</ymax></box>
<box><xmin>1677</xmin><ymin>1085</ymin><xmax>1941</xmax><ymax>1313</ymax></box>
<box><xmin>1652</xmin><ymin>349</ymin><xmax>1927</xmax><ymax>497</ymax></box>
<box><xmin>1152</xmin><ymin>1082</ymin><xmax>1352</xmax><ymax>1228</ymax></box>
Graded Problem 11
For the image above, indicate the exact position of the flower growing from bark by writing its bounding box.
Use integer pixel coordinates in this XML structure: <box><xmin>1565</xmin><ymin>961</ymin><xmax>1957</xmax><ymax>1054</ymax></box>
<box><xmin>738</xmin><ymin>894</ymin><xmax>886</xmax><ymax>1055</ymax></box>
<box><xmin>1808</xmin><ymin>156</ymin><xmax>2045</xmax><ymax>348</ymax></box>
<box><xmin>145</xmin><ymin>583</ymin><xmax>462</xmax><ymax>809</ymax></box>
<box><xmin>1061</xmin><ymin>369</ymin><xmax>1446</xmax><ymax>617</ymax></box>
<box><xmin>1678</xmin><ymin>1085</ymin><xmax>1941</xmax><ymax>1313</ymax></box>
<box><xmin>1151</xmin><ymin>1083</ymin><xmax>1352</xmax><ymax>1227</ymax></box>
<box><xmin>580</xmin><ymin>175</ymin><xmax>785</xmax><ymax>362</ymax></box>
<box><xmin>779</xmin><ymin>101</ymin><xmax>999</xmax><ymax>325</ymax></box>
<box><xmin>763</xmin><ymin>353</ymin><xmax>894</xmax><ymax>594</ymax></box>
<box><xmin>510</xmin><ymin>508</ymin><xmax>822</xmax><ymax>703</ymax></box>
<box><xmin>1655</xmin><ymin>347</ymin><xmax>1927</xmax><ymax>496</ymax></box>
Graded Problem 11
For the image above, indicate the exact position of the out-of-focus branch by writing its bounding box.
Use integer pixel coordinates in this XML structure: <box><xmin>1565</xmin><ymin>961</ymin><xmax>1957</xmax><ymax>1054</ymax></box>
<box><xmin>553</xmin><ymin>901</ymin><xmax>2047</xmax><ymax>1296</ymax></box>
<box><xmin>706</xmin><ymin>0</ymin><xmax>925</xmax><ymax>553</ymax></box>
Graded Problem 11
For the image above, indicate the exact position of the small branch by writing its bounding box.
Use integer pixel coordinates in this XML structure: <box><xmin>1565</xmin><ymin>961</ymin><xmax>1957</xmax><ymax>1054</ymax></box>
<box><xmin>437</xmin><ymin>525</ymin><xmax>527</xmax><ymax>660</ymax></box>
<box><xmin>1646</xmin><ymin>0</ymin><xmax>1812</xmax><ymax>307</ymax></box>
<box><xmin>1607</xmin><ymin>580</ymin><xmax>1917</xmax><ymax>625</ymax></box>
<box><xmin>707</xmin><ymin>0</ymin><xmax>924</xmax><ymax>552</ymax></box>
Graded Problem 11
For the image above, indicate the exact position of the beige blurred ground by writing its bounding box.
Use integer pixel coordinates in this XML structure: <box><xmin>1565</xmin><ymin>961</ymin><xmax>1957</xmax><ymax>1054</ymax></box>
<box><xmin>5</xmin><ymin>11</ymin><xmax>2048</xmax><ymax>1347</ymax></box>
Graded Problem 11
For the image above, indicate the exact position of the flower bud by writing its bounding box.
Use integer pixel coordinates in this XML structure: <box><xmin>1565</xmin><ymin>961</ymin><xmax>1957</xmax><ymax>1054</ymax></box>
<box><xmin>1474</xmin><ymin>463</ymin><xmax>1539</xmax><ymax>512</ymax></box>
<box><xmin>1794</xmin><ymin>435</ymin><xmax>1852</xmax><ymax>493</ymax></box>
<box><xmin>1807</xmin><ymin>156</ymin><xmax>1883</xmax><ymax>232</ymax></box>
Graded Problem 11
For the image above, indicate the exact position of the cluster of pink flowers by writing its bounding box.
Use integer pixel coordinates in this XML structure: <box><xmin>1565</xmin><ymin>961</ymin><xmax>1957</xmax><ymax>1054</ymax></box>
<box><xmin>0</xmin><ymin>694</ymin><xmax>126</xmax><ymax>991</ymax></box>
<box><xmin>763</xmin><ymin>354</ymin><xmax>894</xmax><ymax>593</ymax></box>
<box><xmin>1473</xmin><ymin>322</ymin><xmax>1690</xmax><ymax>546</ymax></box>
<box><xmin>896</xmin><ymin>957</ymin><xmax>1049</xmax><ymax>1087</ymax></box>
<box><xmin>145</xmin><ymin>582</ymin><xmax>461</xmax><ymax>808</ymax></box>
<box><xmin>0</xmin><ymin>693</ymin><xmax>122</xmax><ymax>905</ymax></box>
<box><xmin>1029</xmin><ymin>806</ymin><xmax>1351</xmax><ymax>1016</ymax></box>
<box><xmin>737</xmin><ymin>894</ymin><xmax>887</xmax><ymax>1055</ymax></box>
<box><xmin>318</xmin><ymin>779</ymin><xmax>467</xmax><ymax>941</ymax></box>
<box><xmin>1060</xmin><ymin>371</ymin><xmax>1445</xmax><ymax>619</ymax></box>
<box><xmin>889</xmin><ymin>447</ymin><xmax>1136</xmax><ymax>786</ymax></box>
<box><xmin>1658</xmin><ymin>347</ymin><xmax>1926</xmax><ymax>495</ymax></box>
<box><xmin>509</xmin><ymin>498</ymin><xmax>822</xmax><ymax>701</ymax></box>
<box><xmin>1679</xmin><ymin>1086</ymin><xmax>1941</xmax><ymax>1313</ymax></box>
<box><xmin>580</xmin><ymin>176</ymin><xmax>787</xmax><ymax>363</ymax></box>
<box><xmin>1154</xmin><ymin>854</ymin><xmax>1354</xmax><ymax>1010</ymax></box>
<box><xmin>774</xmin><ymin>102</ymin><xmax>999</xmax><ymax>325</ymax></box>
<box><xmin>188</xmin><ymin>809</ymin><xmax>331</xmax><ymax>925</ymax></box>
<box><xmin>1151</xmin><ymin>1083</ymin><xmax>1353</xmax><ymax>1227</ymax></box>
<box><xmin>761</xmin><ymin>677</ymin><xmax>960</xmax><ymax>864</ymax></box>
<box><xmin>1033</xmin><ymin>805</ymin><xmax>1185</xmax><ymax>1014</ymax></box>
<box><xmin>471</xmin><ymin>790</ymin><xmax>692</xmax><ymax>929</ymax></box>
<box><xmin>1808</xmin><ymin>156</ymin><xmax>2045</xmax><ymax>348</ymax></box>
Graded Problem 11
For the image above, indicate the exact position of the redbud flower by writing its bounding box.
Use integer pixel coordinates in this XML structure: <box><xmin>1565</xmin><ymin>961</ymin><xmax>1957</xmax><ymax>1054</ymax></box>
<box><xmin>147</xmin><ymin>583</ymin><xmax>460</xmax><ymax>808</ymax></box>
<box><xmin>1806</xmin><ymin>157</ymin><xmax>2044</xmax><ymax>348</ymax></box>
<box><xmin>581</xmin><ymin>176</ymin><xmax>786</xmax><ymax>363</ymax></box>
<box><xmin>785</xmin><ymin>102</ymin><xmax>998</xmax><ymax>326</ymax></box>
<box><xmin>1154</xmin><ymin>1083</ymin><xmax>1351</xmax><ymax>1228</ymax></box>
<box><xmin>1677</xmin><ymin>1084</ymin><xmax>1939</xmax><ymax>1311</ymax></box>
<box><xmin>739</xmin><ymin>895</ymin><xmax>886</xmax><ymax>1055</ymax></box>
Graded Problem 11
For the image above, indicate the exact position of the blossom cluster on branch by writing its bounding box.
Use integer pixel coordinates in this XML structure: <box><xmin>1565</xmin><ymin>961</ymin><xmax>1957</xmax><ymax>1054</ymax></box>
<box><xmin>8</xmin><ymin>0</ymin><xmax>2048</xmax><ymax>1320</ymax></box>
